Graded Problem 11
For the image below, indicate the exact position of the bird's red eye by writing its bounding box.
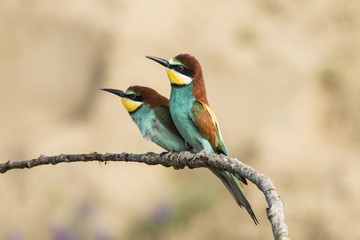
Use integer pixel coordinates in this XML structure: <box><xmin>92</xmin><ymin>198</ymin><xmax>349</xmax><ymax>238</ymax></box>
<box><xmin>177</xmin><ymin>65</ymin><xmax>184</xmax><ymax>71</ymax></box>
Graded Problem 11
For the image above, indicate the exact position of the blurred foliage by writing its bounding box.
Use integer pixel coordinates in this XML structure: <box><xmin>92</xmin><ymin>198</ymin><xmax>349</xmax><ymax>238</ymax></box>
<box><xmin>319</xmin><ymin>67</ymin><xmax>341</xmax><ymax>93</ymax></box>
<box><xmin>123</xmin><ymin>184</ymin><xmax>215</xmax><ymax>240</ymax></box>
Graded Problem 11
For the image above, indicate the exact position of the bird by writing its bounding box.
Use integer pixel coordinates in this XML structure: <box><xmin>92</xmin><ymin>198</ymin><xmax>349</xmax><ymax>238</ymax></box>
<box><xmin>146</xmin><ymin>54</ymin><xmax>258</xmax><ymax>224</ymax></box>
<box><xmin>101</xmin><ymin>85</ymin><xmax>187</xmax><ymax>152</ymax></box>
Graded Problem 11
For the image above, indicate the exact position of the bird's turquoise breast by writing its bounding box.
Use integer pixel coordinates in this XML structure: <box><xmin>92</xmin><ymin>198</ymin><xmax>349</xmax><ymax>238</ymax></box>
<box><xmin>130</xmin><ymin>104</ymin><xmax>186</xmax><ymax>152</ymax></box>
<box><xmin>170</xmin><ymin>84</ymin><xmax>214</xmax><ymax>153</ymax></box>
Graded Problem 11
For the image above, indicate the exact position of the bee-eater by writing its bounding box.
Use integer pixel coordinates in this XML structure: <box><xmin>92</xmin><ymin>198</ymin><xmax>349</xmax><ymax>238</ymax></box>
<box><xmin>101</xmin><ymin>85</ymin><xmax>187</xmax><ymax>152</ymax></box>
<box><xmin>146</xmin><ymin>54</ymin><xmax>258</xmax><ymax>224</ymax></box>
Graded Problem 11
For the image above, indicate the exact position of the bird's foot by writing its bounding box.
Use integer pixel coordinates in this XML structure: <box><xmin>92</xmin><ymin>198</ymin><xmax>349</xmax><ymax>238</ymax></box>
<box><xmin>160</xmin><ymin>151</ymin><xmax>170</xmax><ymax>157</ymax></box>
<box><xmin>185</xmin><ymin>144</ymin><xmax>195</xmax><ymax>153</ymax></box>
<box><xmin>198</xmin><ymin>149</ymin><xmax>206</xmax><ymax>155</ymax></box>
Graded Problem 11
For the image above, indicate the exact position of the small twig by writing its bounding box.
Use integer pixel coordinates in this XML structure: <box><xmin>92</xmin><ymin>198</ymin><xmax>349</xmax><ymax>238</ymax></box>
<box><xmin>0</xmin><ymin>151</ymin><xmax>289</xmax><ymax>240</ymax></box>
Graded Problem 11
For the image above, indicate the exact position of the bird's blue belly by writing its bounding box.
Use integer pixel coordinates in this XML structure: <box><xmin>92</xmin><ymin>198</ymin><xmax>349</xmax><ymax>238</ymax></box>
<box><xmin>170</xmin><ymin>84</ymin><xmax>214</xmax><ymax>153</ymax></box>
<box><xmin>131</xmin><ymin>105</ymin><xmax>186</xmax><ymax>152</ymax></box>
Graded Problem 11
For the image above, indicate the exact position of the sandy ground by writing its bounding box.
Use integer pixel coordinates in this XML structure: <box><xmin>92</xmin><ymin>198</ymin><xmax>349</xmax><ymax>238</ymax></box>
<box><xmin>1</xmin><ymin>0</ymin><xmax>360</xmax><ymax>239</ymax></box>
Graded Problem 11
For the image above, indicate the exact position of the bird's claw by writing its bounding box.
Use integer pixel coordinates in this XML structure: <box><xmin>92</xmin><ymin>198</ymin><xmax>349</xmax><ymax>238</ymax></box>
<box><xmin>198</xmin><ymin>149</ymin><xmax>206</xmax><ymax>155</ymax></box>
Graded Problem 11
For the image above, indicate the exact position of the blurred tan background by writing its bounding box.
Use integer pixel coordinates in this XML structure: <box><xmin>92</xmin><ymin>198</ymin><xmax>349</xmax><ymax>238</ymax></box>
<box><xmin>1</xmin><ymin>0</ymin><xmax>360</xmax><ymax>239</ymax></box>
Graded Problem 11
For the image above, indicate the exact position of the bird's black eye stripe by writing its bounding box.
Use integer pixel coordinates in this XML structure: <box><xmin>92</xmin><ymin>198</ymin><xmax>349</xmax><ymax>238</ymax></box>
<box><xmin>170</xmin><ymin>64</ymin><xmax>195</xmax><ymax>78</ymax></box>
<box><xmin>126</xmin><ymin>94</ymin><xmax>143</xmax><ymax>102</ymax></box>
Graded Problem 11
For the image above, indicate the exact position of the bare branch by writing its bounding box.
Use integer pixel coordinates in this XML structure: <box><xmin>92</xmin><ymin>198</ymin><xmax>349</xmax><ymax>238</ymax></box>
<box><xmin>0</xmin><ymin>151</ymin><xmax>289</xmax><ymax>240</ymax></box>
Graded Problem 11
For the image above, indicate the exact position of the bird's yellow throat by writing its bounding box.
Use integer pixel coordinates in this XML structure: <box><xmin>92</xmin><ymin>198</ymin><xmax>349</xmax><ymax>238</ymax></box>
<box><xmin>121</xmin><ymin>98</ymin><xmax>142</xmax><ymax>113</ymax></box>
<box><xmin>166</xmin><ymin>68</ymin><xmax>192</xmax><ymax>85</ymax></box>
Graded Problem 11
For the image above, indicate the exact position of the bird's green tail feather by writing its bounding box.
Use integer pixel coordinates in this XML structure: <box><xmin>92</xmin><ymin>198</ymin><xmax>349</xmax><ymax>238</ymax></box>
<box><xmin>210</xmin><ymin>168</ymin><xmax>258</xmax><ymax>225</ymax></box>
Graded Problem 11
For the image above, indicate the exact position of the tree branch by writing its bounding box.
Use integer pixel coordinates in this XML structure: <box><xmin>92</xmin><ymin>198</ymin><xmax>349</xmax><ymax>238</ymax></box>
<box><xmin>0</xmin><ymin>151</ymin><xmax>289</xmax><ymax>240</ymax></box>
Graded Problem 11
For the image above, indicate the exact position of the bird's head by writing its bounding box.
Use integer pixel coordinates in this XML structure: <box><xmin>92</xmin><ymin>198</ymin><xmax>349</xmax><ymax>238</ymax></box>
<box><xmin>146</xmin><ymin>54</ymin><xmax>203</xmax><ymax>86</ymax></box>
<box><xmin>101</xmin><ymin>85</ymin><xmax>169</xmax><ymax>113</ymax></box>
<box><xmin>146</xmin><ymin>53</ymin><xmax>208</xmax><ymax>104</ymax></box>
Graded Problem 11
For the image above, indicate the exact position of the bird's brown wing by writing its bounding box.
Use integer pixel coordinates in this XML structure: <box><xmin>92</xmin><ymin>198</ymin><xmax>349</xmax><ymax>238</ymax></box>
<box><xmin>190</xmin><ymin>100</ymin><xmax>228</xmax><ymax>155</ymax></box>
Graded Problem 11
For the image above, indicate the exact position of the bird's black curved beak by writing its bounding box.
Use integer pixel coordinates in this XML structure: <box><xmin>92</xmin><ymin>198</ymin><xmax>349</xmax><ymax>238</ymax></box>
<box><xmin>146</xmin><ymin>56</ymin><xmax>171</xmax><ymax>68</ymax></box>
<box><xmin>101</xmin><ymin>88</ymin><xmax>125</xmax><ymax>98</ymax></box>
